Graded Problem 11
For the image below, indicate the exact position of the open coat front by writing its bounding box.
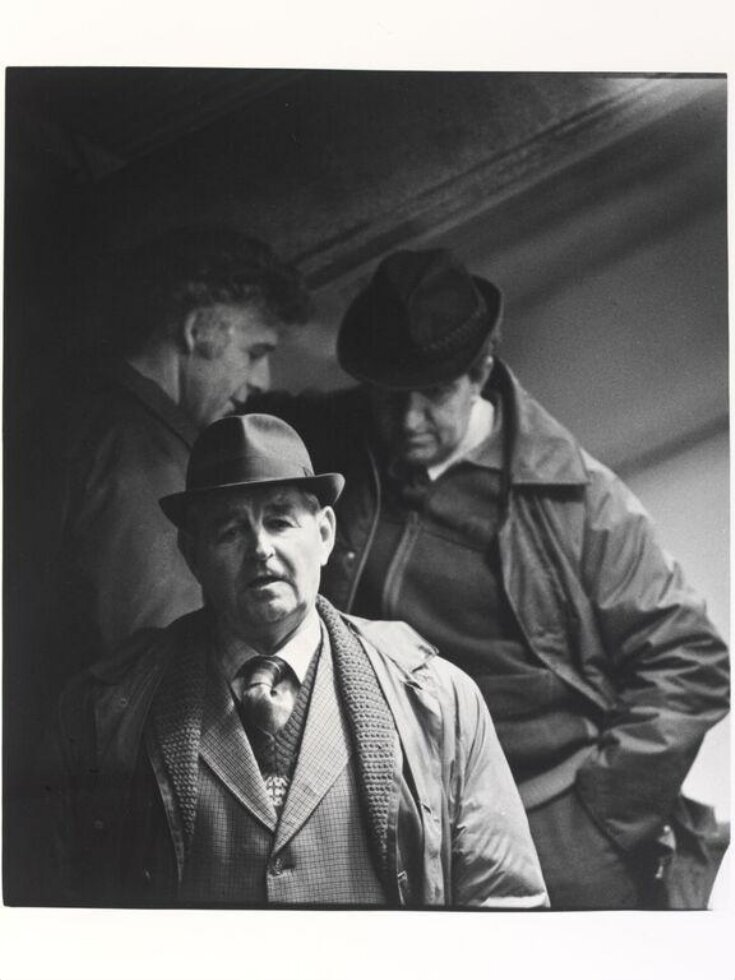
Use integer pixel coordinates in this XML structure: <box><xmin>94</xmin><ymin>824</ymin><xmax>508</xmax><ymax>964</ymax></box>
<box><xmin>44</xmin><ymin>600</ymin><xmax>547</xmax><ymax>908</ymax></box>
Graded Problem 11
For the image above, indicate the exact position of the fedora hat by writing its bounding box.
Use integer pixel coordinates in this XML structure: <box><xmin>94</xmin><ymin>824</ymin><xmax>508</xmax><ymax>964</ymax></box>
<box><xmin>337</xmin><ymin>249</ymin><xmax>503</xmax><ymax>390</ymax></box>
<box><xmin>160</xmin><ymin>414</ymin><xmax>345</xmax><ymax>528</ymax></box>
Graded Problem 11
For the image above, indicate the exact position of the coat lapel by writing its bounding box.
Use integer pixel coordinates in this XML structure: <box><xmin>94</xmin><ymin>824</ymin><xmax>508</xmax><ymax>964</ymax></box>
<box><xmin>199</xmin><ymin>669</ymin><xmax>278</xmax><ymax>832</ymax></box>
<box><xmin>274</xmin><ymin>630</ymin><xmax>350</xmax><ymax>853</ymax></box>
<box><xmin>147</xmin><ymin>624</ymin><xmax>207</xmax><ymax>856</ymax></box>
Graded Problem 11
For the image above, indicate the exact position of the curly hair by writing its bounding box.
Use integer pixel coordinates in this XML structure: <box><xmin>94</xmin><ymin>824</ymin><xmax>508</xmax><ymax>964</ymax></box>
<box><xmin>101</xmin><ymin>226</ymin><xmax>311</xmax><ymax>355</ymax></box>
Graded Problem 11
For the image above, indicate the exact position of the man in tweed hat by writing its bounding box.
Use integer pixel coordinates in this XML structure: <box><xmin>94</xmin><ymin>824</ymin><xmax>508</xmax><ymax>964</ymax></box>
<box><xmin>250</xmin><ymin>248</ymin><xmax>729</xmax><ymax>909</ymax></box>
<box><xmin>42</xmin><ymin>413</ymin><xmax>547</xmax><ymax>908</ymax></box>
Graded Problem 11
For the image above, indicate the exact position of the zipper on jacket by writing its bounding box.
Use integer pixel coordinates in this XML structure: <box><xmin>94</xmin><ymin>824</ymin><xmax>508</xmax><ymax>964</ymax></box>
<box><xmin>382</xmin><ymin>510</ymin><xmax>422</xmax><ymax>620</ymax></box>
<box><xmin>344</xmin><ymin>444</ymin><xmax>382</xmax><ymax>613</ymax></box>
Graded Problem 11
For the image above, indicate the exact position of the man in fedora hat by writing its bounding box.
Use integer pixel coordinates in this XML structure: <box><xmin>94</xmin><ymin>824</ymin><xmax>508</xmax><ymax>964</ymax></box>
<box><xmin>249</xmin><ymin>248</ymin><xmax>729</xmax><ymax>909</ymax></box>
<box><xmin>6</xmin><ymin>227</ymin><xmax>312</xmax><ymax>904</ymax></box>
<box><xmin>40</xmin><ymin>412</ymin><xmax>547</xmax><ymax>908</ymax></box>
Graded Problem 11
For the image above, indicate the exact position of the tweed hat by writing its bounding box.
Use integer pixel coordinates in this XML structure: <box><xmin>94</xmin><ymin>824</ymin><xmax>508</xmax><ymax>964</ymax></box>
<box><xmin>337</xmin><ymin>249</ymin><xmax>503</xmax><ymax>390</ymax></box>
<box><xmin>160</xmin><ymin>414</ymin><xmax>345</xmax><ymax>528</ymax></box>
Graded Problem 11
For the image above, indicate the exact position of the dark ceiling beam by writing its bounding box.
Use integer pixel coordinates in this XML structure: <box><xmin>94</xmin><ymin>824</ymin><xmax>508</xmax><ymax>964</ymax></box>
<box><xmin>6</xmin><ymin>67</ymin><xmax>306</xmax><ymax>183</ymax></box>
<box><xmin>300</xmin><ymin>76</ymin><xmax>724</xmax><ymax>292</ymax></box>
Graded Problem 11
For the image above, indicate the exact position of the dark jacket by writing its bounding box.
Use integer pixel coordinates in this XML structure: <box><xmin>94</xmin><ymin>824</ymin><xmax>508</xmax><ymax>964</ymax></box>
<box><xmin>252</xmin><ymin>361</ymin><xmax>730</xmax><ymax>854</ymax></box>
<box><xmin>42</xmin><ymin>360</ymin><xmax>203</xmax><ymax>663</ymax></box>
<box><xmin>7</xmin><ymin>361</ymin><xmax>206</xmax><ymax>904</ymax></box>
<box><xmin>42</xmin><ymin>599</ymin><xmax>547</xmax><ymax>909</ymax></box>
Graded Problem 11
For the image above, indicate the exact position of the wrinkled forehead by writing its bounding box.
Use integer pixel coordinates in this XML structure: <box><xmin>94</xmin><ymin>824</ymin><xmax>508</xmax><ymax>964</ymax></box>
<box><xmin>189</xmin><ymin>484</ymin><xmax>307</xmax><ymax>526</ymax></box>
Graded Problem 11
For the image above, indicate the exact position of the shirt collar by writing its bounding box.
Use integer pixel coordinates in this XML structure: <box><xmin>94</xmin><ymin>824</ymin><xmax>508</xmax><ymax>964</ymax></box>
<box><xmin>219</xmin><ymin>606</ymin><xmax>322</xmax><ymax>686</ymax></box>
<box><xmin>426</xmin><ymin>395</ymin><xmax>503</xmax><ymax>480</ymax></box>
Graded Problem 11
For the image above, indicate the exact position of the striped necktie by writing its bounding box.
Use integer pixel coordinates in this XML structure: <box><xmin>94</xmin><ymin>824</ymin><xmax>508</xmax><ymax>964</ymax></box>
<box><xmin>237</xmin><ymin>655</ymin><xmax>298</xmax><ymax>736</ymax></box>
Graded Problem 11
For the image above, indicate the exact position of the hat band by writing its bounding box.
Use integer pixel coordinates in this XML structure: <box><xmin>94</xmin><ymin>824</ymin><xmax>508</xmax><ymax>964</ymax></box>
<box><xmin>188</xmin><ymin>454</ymin><xmax>314</xmax><ymax>492</ymax></box>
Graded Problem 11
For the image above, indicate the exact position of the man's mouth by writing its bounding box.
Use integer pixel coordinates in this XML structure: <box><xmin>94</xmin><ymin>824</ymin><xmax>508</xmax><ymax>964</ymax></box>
<box><xmin>401</xmin><ymin>434</ymin><xmax>433</xmax><ymax>448</ymax></box>
<box><xmin>247</xmin><ymin>572</ymin><xmax>287</xmax><ymax>589</ymax></box>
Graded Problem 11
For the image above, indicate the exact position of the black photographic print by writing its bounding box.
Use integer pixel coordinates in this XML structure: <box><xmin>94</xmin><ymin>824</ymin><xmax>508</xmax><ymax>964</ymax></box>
<box><xmin>3</xmin><ymin>64</ymin><xmax>732</xmax><ymax>980</ymax></box>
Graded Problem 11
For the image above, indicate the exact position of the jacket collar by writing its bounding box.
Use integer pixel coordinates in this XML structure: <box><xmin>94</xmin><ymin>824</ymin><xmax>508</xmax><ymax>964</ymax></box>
<box><xmin>488</xmin><ymin>359</ymin><xmax>589</xmax><ymax>487</ymax></box>
<box><xmin>341</xmin><ymin>611</ymin><xmax>437</xmax><ymax>677</ymax></box>
<box><xmin>108</xmin><ymin>359</ymin><xmax>200</xmax><ymax>449</ymax></box>
<box><xmin>356</xmin><ymin>358</ymin><xmax>588</xmax><ymax>488</ymax></box>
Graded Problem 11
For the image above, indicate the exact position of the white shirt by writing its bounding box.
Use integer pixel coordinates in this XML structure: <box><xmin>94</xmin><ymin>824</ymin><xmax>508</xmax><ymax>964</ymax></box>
<box><xmin>223</xmin><ymin>606</ymin><xmax>322</xmax><ymax>700</ymax></box>
<box><xmin>427</xmin><ymin>396</ymin><xmax>496</xmax><ymax>481</ymax></box>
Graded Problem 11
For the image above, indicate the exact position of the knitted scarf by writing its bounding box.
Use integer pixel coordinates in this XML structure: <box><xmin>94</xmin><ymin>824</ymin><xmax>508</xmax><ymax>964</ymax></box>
<box><xmin>316</xmin><ymin>595</ymin><xmax>398</xmax><ymax>889</ymax></box>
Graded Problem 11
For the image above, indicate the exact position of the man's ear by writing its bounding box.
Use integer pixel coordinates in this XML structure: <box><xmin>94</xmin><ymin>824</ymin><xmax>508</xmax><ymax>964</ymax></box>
<box><xmin>471</xmin><ymin>355</ymin><xmax>494</xmax><ymax>396</ymax></box>
<box><xmin>178</xmin><ymin>527</ymin><xmax>201</xmax><ymax>581</ymax></box>
<box><xmin>180</xmin><ymin>310</ymin><xmax>201</xmax><ymax>355</ymax></box>
<box><xmin>317</xmin><ymin>506</ymin><xmax>337</xmax><ymax>566</ymax></box>
<box><xmin>181</xmin><ymin>308</ymin><xmax>226</xmax><ymax>360</ymax></box>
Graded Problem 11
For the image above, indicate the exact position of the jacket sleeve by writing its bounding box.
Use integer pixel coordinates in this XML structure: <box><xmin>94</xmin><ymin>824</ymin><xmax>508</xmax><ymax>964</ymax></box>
<box><xmin>574</xmin><ymin>460</ymin><xmax>730</xmax><ymax>851</ymax></box>
<box><xmin>33</xmin><ymin>633</ymin><xmax>171</xmax><ymax>905</ymax></box>
<box><xmin>70</xmin><ymin>420</ymin><xmax>202</xmax><ymax>654</ymax></box>
<box><xmin>30</xmin><ymin>673</ymin><xmax>98</xmax><ymax>905</ymax></box>
<box><xmin>440</xmin><ymin>663</ymin><xmax>549</xmax><ymax>908</ymax></box>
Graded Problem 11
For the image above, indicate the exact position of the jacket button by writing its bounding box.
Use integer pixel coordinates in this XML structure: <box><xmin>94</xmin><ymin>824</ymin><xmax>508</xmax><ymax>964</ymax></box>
<box><xmin>345</xmin><ymin>551</ymin><xmax>356</xmax><ymax>563</ymax></box>
<box><xmin>270</xmin><ymin>857</ymin><xmax>283</xmax><ymax>876</ymax></box>
<box><xmin>92</xmin><ymin>819</ymin><xmax>105</xmax><ymax>832</ymax></box>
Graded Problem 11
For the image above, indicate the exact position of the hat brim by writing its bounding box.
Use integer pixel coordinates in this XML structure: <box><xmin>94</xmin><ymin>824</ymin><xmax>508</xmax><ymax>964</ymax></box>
<box><xmin>338</xmin><ymin>275</ymin><xmax>503</xmax><ymax>391</ymax></box>
<box><xmin>160</xmin><ymin>472</ymin><xmax>345</xmax><ymax>529</ymax></box>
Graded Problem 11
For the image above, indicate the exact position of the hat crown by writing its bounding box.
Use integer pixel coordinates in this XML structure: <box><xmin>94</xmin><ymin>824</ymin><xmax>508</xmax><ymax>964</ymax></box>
<box><xmin>337</xmin><ymin>248</ymin><xmax>503</xmax><ymax>390</ymax></box>
<box><xmin>187</xmin><ymin>414</ymin><xmax>313</xmax><ymax>491</ymax></box>
<box><xmin>379</xmin><ymin>250</ymin><xmax>485</xmax><ymax>350</ymax></box>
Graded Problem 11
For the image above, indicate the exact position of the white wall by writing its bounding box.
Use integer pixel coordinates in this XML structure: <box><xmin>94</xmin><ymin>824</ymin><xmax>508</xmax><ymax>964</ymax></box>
<box><xmin>625</xmin><ymin>430</ymin><xmax>730</xmax><ymax>818</ymax></box>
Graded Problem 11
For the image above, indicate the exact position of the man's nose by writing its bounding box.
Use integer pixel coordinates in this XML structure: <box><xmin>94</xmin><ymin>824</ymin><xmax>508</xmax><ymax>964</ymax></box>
<box><xmin>250</xmin><ymin>526</ymin><xmax>275</xmax><ymax>561</ymax></box>
<box><xmin>246</xmin><ymin>356</ymin><xmax>271</xmax><ymax>397</ymax></box>
<box><xmin>399</xmin><ymin>392</ymin><xmax>426</xmax><ymax>431</ymax></box>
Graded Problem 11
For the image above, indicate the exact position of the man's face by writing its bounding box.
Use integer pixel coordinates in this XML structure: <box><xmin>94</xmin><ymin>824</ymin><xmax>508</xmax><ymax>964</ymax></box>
<box><xmin>368</xmin><ymin>373</ymin><xmax>482</xmax><ymax>467</ymax></box>
<box><xmin>181</xmin><ymin>485</ymin><xmax>335</xmax><ymax>652</ymax></box>
<box><xmin>180</xmin><ymin>302</ymin><xmax>279</xmax><ymax>428</ymax></box>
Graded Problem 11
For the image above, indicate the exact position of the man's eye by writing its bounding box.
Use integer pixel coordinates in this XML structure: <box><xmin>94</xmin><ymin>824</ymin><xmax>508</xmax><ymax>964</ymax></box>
<box><xmin>266</xmin><ymin>517</ymin><xmax>294</xmax><ymax>531</ymax></box>
<box><xmin>425</xmin><ymin>383</ymin><xmax>454</xmax><ymax>400</ymax></box>
<box><xmin>249</xmin><ymin>345</ymin><xmax>272</xmax><ymax>362</ymax></box>
<box><xmin>216</xmin><ymin>526</ymin><xmax>239</xmax><ymax>543</ymax></box>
